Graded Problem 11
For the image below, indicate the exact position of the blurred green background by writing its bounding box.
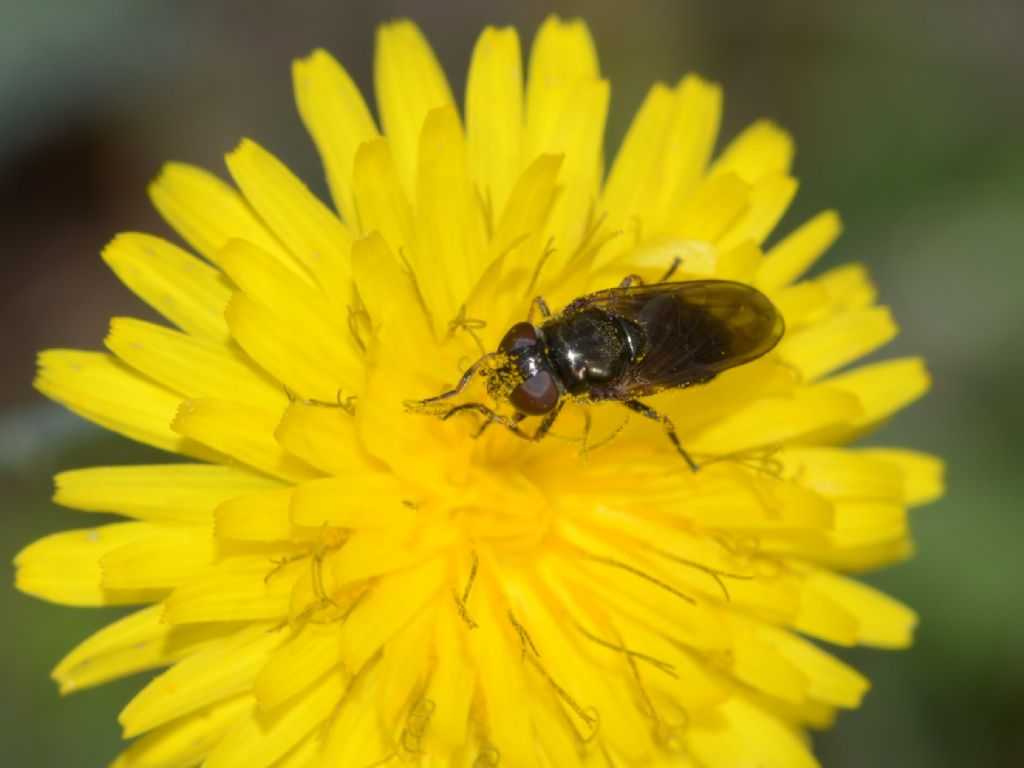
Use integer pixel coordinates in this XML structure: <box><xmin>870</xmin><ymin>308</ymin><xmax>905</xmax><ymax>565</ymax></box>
<box><xmin>2</xmin><ymin>1</ymin><xmax>1021</xmax><ymax>765</ymax></box>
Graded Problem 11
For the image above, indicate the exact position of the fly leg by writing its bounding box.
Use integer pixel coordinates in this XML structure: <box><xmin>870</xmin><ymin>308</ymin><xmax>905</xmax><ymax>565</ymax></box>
<box><xmin>405</xmin><ymin>353</ymin><xmax>497</xmax><ymax>412</ymax></box>
<box><xmin>619</xmin><ymin>257</ymin><xmax>682</xmax><ymax>289</ymax></box>
<box><xmin>528</xmin><ymin>296</ymin><xmax>552</xmax><ymax>324</ymax></box>
<box><xmin>621</xmin><ymin>399</ymin><xmax>699</xmax><ymax>472</ymax></box>
<box><xmin>659</xmin><ymin>256</ymin><xmax>682</xmax><ymax>282</ymax></box>
<box><xmin>522</xmin><ymin>400</ymin><xmax>565</xmax><ymax>442</ymax></box>
<box><xmin>438</xmin><ymin>401</ymin><xmax>565</xmax><ymax>443</ymax></box>
<box><xmin>436</xmin><ymin>402</ymin><xmax>523</xmax><ymax>430</ymax></box>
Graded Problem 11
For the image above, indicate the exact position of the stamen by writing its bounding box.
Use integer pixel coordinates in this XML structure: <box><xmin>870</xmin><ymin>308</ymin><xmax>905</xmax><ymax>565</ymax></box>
<box><xmin>347</xmin><ymin>304</ymin><xmax>372</xmax><ymax>353</ymax></box>
<box><xmin>645</xmin><ymin>547</ymin><xmax>754</xmax><ymax>603</ymax></box>
<box><xmin>447</xmin><ymin>304</ymin><xmax>489</xmax><ymax>356</ymax></box>
<box><xmin>400</xmin><ymin>697</ymin><xmax>436</xmax><ymax>756</ymax></box>
<box><xmin>453</xmin><ymin>550</ymin><xmax>480</xmax><ymax>629</ymax></box>
<box><xmin>282</xmin><ymin>385</ymin><xmax>356</xmax><ymax>415</ymax></box>
<box><xmin>524</xmin><ymin>654</ymin><xmax>598</xmax><ymax>738</ymax></box>
<box><xmin>524</xmin><ymin>237</ymin><xmax>557</xmax><ymax>298</ymax></box>
<box><xmin>573</xmin><ymin>622</ymin><xmax>677</xmax><ymax>678</ymax></box>
<box><xmin>462</xmin><ymin>550</ymin><xmax>480</xmax><ymax>605</ymax></box>
<box><xmin>585</xmin><ymin>553</ymin><xmax>696</xmax><ymax>606</ymax></box>
<box><xmin>398</xmin><ymin>247</ymin><xmax>433</xmax><ymax>327</ymax></box>
<box><xmin>477</xmin><ymin>186</ymin><xmax>495</xmax><ymax>240</ymax></box>
<box><xmin>362</xmin><ymin>754</ymin><xmax>397</xmax><ymax>768</ymax></box>
<box><xmin>506</xmin><ymin>612</ymin><xmax>597</xmax><ymax>736</ymax></box>
<box><xmin>264</xmin><ymin>551</ymin><xmax>309</xmax><ymax>585</ymax></box>
<box><xmin>320</xmin><ymin>652</ymin><xmax>378</xmax><ymax>742</ymax></box>
<box><xmin>697</xmin><ymin>445</ymin><xmax>784</xmax><ymax>478</ymax></box>
<box><xmin>624</xmin><ymin>647</ymin><xmax>661</xmax><ymax>726</ymax></box>
<box><xmin>507</xmin><ymin>611</ymin><xmax>540</xmax><ymax>662</ymax></box>
<box><xmin>580</xmin><ymin>411</ymin><xmax>631</xmax><ymax>459</ymax></box>
<box><xmin>574</xmin><ymin>621</ymin><xmax>677</xmax><ymax>741</ymax></box>
<box><xmin>473</xmin><ymin>744</ymin><xmax>500</xmax><ymax>767</ymax></box>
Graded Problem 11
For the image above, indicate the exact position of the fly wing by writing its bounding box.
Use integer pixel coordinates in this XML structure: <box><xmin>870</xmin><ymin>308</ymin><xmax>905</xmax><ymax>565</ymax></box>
<box><xmin>573</xmin><ymin>280</ymin><xmax>784</xmax><ymax>397</ymax></box>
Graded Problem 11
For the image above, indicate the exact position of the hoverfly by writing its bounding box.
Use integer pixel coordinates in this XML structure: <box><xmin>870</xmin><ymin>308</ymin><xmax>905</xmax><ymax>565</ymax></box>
<box><xmin>409</xmin><ymin>275</ymin><xmax>784</xmax><ymax>470</ymax></box>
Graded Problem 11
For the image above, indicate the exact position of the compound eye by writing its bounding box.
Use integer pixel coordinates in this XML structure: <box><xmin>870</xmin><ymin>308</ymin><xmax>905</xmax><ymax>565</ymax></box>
<box><xmin>509</xmin><ymin>370</ymin><xmax>560</xmax><ymax>415</ymax></box>
<box><xmin>498</xmin><ymin>322</ymin><xmax>538</xmax><ymax>353</ymax></box>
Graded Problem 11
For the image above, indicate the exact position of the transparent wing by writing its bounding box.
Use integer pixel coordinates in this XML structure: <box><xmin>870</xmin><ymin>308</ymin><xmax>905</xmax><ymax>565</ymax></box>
<box><xmin>567</xmin><ymin>280</ymin><xmax>784</xmax><ymax>397</ymax></box>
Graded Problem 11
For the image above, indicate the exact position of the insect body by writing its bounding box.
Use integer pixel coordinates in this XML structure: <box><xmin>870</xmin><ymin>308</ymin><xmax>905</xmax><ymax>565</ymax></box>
<box><xmin>410</xmin><ymin>278</ymin><xmax>784</xmax><ymax>470</ymax></box>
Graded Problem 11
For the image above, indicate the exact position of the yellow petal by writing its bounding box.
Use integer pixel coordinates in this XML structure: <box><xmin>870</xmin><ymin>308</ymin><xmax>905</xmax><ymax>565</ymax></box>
<box><xmin>425</xmin><ymin>609</ymin><xmax>476</xmax><ymax>753</ymax></box>
<box><xmin>759</xmin><ymin>210</ymin><xmax>842</xmax><ymax>290</ymax></box>
<box><xmin>102</xmin><ymin>233</ymin><xmax>233</xmax><ymax>342</ymax></box>
<box><xmin>253</xmin><ymin>622</ymin><xmax>344</xmax><ymax>710</ymax></box>
<box><xmin>723</xmin><ymin>629</ymin><xmax>809</xmax><ymax>704</ymax></box>
<box><xmin>102</xmin><ymin>527</ymin><xmax>217</xmax><ymax>589</ymax></box>
<box><xmin>709</xmin><ymin>119</ymin><xmax>795</xmax><ymax>184</ymax></box>
<box><xmin>524</xmin><ymin>16</ymin><xmax>599</xmax><ymax>159</ymax></box>
<box><xmin>204</xmin><ymin>668</ymin><xmax>346</xmax><ymax>768</ymax></box>
<box><xmin>717</xmin><ymin>173</ymin><xmax>798</xmax><ymax>249</ymax></box>
<box><xmin>510</xmin><ymin>583</ymin><xmax>654</xmax><ymax>760</ymax></box>
<box><xmin>111</xmin><ymin>696</ymin><xmax>250</xmax><ymax>768</ymax></box>
<box><xmin>689</xmin><ymin>387</ymin><xmax>862</xmax><ymax>455</ymax></box>
<box><xmin>688</xmin><ymin>695</ymin><xmax>820</xmax><ymax>768</ymax></box>
<box><xmin>603</xmin><ymin>75</ymin><xmax>722</xmax><ymax>238</ymax></box>
<box><xmin>479</xmin><ymin>153</ymin><xmax>564</xmax><ymax>332</ymax></box>
<box><xmin>414</xmin><ymin>105</ymin><xmax>489</xmax><ymax>332</ymax></box>
<box><xmin>350</xmin><ymin>137</ymin><xmax>416</xmax><ymax>250</ymax></box>
<box><xmin>293</xmin><ymin>49</ymin><xmax>378</xmax><ymax>227</ymax></box>
<box><xmin>532</xmin><ymin>77</ymin><xmax>609</xmax><ymax>279</ymax></box>
<box><xmin>799</xmin><ymin>567</ymin><xmax>917</xmax><ymax>648</ymax></box>
<box><xmin>466</xmin><ymin>583</ymin><xmax>537</xmax><ymax>768</ymax></box>
<box><xmin>810</xmin><ymin>538</ymin><xmax>915</xmax><ymax>573</ymax></box>
<box><xmin>550</xmin><ymin>535</ymin><xmax>731</xmax><ymax>652</ymax></box>
<box><xmin>653</xmin><ymin>74</ymin><xmax>723</xmax><ymax>228</ymax></box>
<box><xmin>331</xmin><ymin>525</ymin><xmax>459</xmax><ymax>590</ymax></box>
<box><xmin>828</xmin><ymin>501</ymin><xmax>908</xmax><ymax>550</ymax></box>
<box><xmin>273</xmin><ymin>402</ymin><xmax>368</xmax><ymax>477</ymax></box>
<box><xmin>823</xmin><ymin>357</ymin><xmax>930</xmax><ymax>432</ymax></box>
<box><xmin>106</xmin><ymin>317</ymin><xmax>285</xmax><ymax>411</ymax></box>
<box><xmin>339</xmin><ymin>558</ymin><xmax>448</xmax><ymax>671</ymax></box>
<box><xmin>602</xmin><ymin>82</ymin><xmax>675</xmax><ymax>233</ymax></box>
<box><xmin>52</xmin><ymin>603</ymin><xmax>236</xmax><ymax>695</ymax></box>
<box><xmin>466</xmin><ymin>26</ymin><xmax>524</xmax><ymax>218</ymax></box>
<box><xmin>351</xmin><ymin>231</ymin><xmax>436</xmax><ymax>371</ymax></box>
<box><xmin>215</xmin><ymin>488</ymin><xmax>314</xmax><ymax>542</ymax></box>
<box><xmin>751</xmin><ymin>623</ymin><xmax>869</xmax><ymax>708</ymax></box>
<box><xmin>374</xmin><ymin>19</ymin><xmax>455</xmax><ymax>196</ymax></box>
<box><xmin>792</xmin><ymin>580</ymin><xmax>859</xmax><ymax>646</ymax></box>
<box><xmin>225</xmin><ymin>139</ymin><xmax>353</xmax><ymax>306</ymax></box>
<box><xmin>817</xmin><ymin>262</ymin><xmax>877</xmax><ymax>311</ymax></box>
<box><xmin>321</xmin><ymin>663</ymin><xmax>390</xmax><ymax>765</ymax></box>
<box><xmin>172</xmin><ymin>398</ymin><xmax>319</xmax><ymax>482</ymax></box>
<box><xmin>290</xmin><ymin>474</ymin><xmax>414</xmax><ymax>529</ymax></box>
<box><xmin>667</xmin><ymin>172</ymin><xmax>750</xmax><ymax>243</ymax></box>
<box><xmin>119</xmin><ymin>625</ymin><xmax>279</xmax><ymax>737</ymax></box>
<box><xmin>859</xmin><ymin>448</ymin><xmax>946</xmax><ymax>506</ymax></box>
<box><xmin>778</xmin><ymin>307</ymin><xmax>898</xmax><ymax>381</ymax></box>
<box><xmin>375</xmin><ymin>602</ymin><xmax>437</xmax><ymax>729</ymax></box>
<box><xmin>35</xmin><ymin>350</ymin><xmax>220</xmax><ymax>462</ymax></box>
<box><xmin>54</xmin><ymin>464</ymin><xmax>281</xmax><ymax>525</ymax></box>
<box><xmin>162</xmin><ymin>558</ymin><xmax>294</xmax><ymax>624</ymax></box>
<box><xmin>148</xmin><ymin>162</ymin><xmax>284</xmax><ymax>266</ymax></box>
<box><xmin>780</xmin><ymin>447</ymin><xmax>904</xmax><ymax>502</ymax></box>
<box><xmin>225</xmin><ymin>292</ymin><xmax>360</xmax><ymax>404</ymax></box>
<box><xmin>14</xmin><ymin>523</ymin><xmax>167</xmax><ymax>606</ymax></box>
<box><xmin>218</xmin><ymin>238</ymin><xmax>363</xmax><ymax>401</ymax></box>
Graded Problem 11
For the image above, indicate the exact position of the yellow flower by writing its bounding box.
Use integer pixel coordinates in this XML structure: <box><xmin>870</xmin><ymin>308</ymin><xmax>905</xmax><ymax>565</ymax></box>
<box><xmin>16</xmin><ymin>16</ymin><xmax>943</xmax><ymax>768</ymax></box>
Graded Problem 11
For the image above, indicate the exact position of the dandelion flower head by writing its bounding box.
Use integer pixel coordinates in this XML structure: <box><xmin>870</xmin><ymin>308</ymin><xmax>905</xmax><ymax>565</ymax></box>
<box><xmin>16</xmin><ymin>17</ymin><xmax>943</xmax><ymax>768</ymax></box>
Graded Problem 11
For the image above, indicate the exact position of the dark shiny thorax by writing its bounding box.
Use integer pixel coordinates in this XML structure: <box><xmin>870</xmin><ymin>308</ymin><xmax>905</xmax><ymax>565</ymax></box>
<box><xmin>542</xmin><ymin>308</ymin><xmax>645</xmax><ymax>397</ymax></box>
